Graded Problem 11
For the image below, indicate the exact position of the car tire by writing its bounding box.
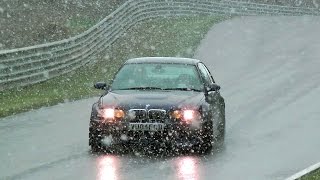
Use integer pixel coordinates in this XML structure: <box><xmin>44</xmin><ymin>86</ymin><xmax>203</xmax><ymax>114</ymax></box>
<box><xmin>198</xmin><ymin>122</ymin><xmax>214</xmax><ymax>154</ymax></box>
<box><xmin>218</xmin><ymin>121</ymin><xmax>225</xmax><ymax>142</ymax></box>
<box><xmin>217</xmin><ymin>108</ymin><xmax>226</xmax><ymax>143</ymax></box>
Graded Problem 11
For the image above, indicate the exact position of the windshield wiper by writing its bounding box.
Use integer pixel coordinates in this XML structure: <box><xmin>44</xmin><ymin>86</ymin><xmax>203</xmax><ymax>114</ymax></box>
<box><xmin>119</xmin><ymin>87</ymin><xmax>163</xmax><ymax>90</ymax></box>
<box><xmin>163</xmin><ymin>88</ymin><xmax>202</xmax><ymax>92</ymax></box>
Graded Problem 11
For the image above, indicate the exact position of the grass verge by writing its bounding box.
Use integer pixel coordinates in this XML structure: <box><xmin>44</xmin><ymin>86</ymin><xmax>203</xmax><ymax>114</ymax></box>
<box><xmin>0</xmin><ymin>16</ymin><xmax>228</xmax><ymax>118</ymax></box>
<box><xmin>66</xmin><ymin>17</ymin><xmax>97</xmax><ymax>35</ymax></box>
<box><xmin>299</xmin><ymin>168</ymin><xmax>320</xmax><ymax>180</ymax></box>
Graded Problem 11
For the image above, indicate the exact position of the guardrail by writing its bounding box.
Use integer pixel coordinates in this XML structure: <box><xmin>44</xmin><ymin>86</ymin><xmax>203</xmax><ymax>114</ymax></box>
<box><xmin>1</xmin><ymin>0</ymin><xmax>319</xmax><ymax>91</ymax></box>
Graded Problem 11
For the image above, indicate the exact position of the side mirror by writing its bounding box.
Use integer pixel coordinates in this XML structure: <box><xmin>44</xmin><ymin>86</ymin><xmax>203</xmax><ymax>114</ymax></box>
<box><xmin>207</xmin><ymin>83</ymin><xmax>220</xmax><ymax>91</ymax></box>
<box><xmin>94</xmin><ymin>82</ymin><xmax>108</xmax><ymax>90</ymax></box>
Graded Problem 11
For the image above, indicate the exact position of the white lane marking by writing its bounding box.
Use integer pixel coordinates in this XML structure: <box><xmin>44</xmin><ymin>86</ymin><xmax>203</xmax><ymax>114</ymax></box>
<box><xmin>285</xmin><ymin>162</ymin><xmax>320</xmax><ymax>180</ymax></box>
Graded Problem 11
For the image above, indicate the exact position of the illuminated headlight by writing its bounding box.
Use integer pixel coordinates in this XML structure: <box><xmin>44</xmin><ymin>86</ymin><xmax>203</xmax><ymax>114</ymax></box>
<box><xmin>99</xmin><ymin>108</ymin><xmax>125</xmax><ymax>121</ymax></box>
<box><xmin>183</xmin><ymin>110</ymin><xmax>196</xmax><ymax>121</ymax></box>
<box><xmin>171</xmin><ymin>109</ymin><xmax>200</xmax><ymax>122</ymax></box>
<box><xmin>103</xmin><ymin>109</ymin><xmax>115</xmax><ymax>119</ymax></box>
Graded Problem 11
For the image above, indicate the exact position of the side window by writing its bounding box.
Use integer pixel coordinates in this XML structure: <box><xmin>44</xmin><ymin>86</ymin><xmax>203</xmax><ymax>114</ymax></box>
<box><xmin>198</xmin><ymin>63</ymin><xmax>213</xmax><ymax>85</ymax></box>
<box><xmin>203</xmin><ymin>64</ymin><xmax>215</xmax><ymax>83</ymax></box>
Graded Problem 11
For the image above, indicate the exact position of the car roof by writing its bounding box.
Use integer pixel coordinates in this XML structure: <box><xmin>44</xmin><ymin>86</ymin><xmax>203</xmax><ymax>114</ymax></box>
<box><xmin>124</xmin><ymin>57</ymin><xmax>201</xmax><ymax>65</ymax></box>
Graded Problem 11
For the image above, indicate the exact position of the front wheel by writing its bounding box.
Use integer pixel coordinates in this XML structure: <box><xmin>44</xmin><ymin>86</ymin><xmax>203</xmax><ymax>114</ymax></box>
<box><xmin>198</xmin><ymin>123</ymin><xmax>214</xmax><ymax>154</ymax></box>
<box><xmin>217</xmin><ymin>106</ymin><xmax>226</xmax><ymax>143</ymax></box>
<box><xmin>217</xmin><ymin>120</ymin><xmax>225</xmax><ymax>143</ymax></box>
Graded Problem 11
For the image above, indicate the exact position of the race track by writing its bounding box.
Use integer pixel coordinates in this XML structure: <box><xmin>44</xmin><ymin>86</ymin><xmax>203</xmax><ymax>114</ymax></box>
<box><xmin>1</xmin><ymin>16</ymin><xmax>320</xmax><ymax>180</ymax></box>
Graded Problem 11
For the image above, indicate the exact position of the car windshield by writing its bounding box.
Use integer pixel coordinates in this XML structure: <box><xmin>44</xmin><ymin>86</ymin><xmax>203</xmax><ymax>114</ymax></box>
<box><xmin>111</xmin><ymin>63</ymin><xmax>203</xmax><ymax>91</ymax></box>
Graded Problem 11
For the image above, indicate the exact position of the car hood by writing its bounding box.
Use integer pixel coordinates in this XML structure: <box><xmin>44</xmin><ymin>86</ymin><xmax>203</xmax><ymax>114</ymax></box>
<box><xmin>100</xmin><ymin>90</ymin><xmax>204</xmax><ymax>110</ymax></box>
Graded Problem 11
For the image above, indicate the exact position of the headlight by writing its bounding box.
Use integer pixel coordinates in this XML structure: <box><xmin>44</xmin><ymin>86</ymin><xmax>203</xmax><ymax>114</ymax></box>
<box><xmin>102</xmin><ymin>109</ymin><xmax>115</xmax><ymax>119</ymax></box>
<box><xmin>183</xmin><ymin>110</ymin><xmax>196</xmax><ymax>121</ymax></box>
<box><xmin>171</xmin><ymin>109</ymin><xmax>200</xmax><ymax>122</ymax></box>
<box><xmin>99</xmin><ymin>108</ymin><xmax>125</xmax><ymax>121</ymax></box>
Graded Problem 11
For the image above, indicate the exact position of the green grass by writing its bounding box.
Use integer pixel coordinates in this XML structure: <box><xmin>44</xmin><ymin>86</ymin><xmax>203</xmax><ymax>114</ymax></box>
<box><xmin>66</xmin><ymin>17</ymin><xmax>97</xmax><ymax>35</ymax></box>
<box><xmin>0</xmin><ymin>16</ymin><xmax>228</xmax><ymax>118</ymax></box>
<box><xmin>299</xmin><ymin>168</ymin><xmax>320</xmax><ymax>180</ymax></box>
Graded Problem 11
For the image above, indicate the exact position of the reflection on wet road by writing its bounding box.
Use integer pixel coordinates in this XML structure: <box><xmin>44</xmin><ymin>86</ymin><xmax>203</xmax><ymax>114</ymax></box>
<box><xmin>174</xmin><ymin>156</ymin><xmax>200</xmax><ymax>180</ymax></box>
<box><xmin>96</xmin><ymin>155</ymin><xmax>120</xmax><ymax>180</ymax></box>
<box><xmin>95</xmin><ymin>154</ymin><xmax>203</xmax><ymax>180</ymax></box>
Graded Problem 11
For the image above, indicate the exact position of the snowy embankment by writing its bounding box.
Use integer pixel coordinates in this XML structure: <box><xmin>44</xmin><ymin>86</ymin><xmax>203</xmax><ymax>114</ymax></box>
<box><xmin>196</xmin><ymin>16</ymin><xmax>320</xmax><ymax>179</ymax></box>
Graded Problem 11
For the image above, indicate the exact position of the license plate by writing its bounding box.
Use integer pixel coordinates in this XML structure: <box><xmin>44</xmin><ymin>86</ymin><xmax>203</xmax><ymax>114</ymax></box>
<box><xmin>128</xmin><ymin>123</ymin><xmax>165</xmax><ymax>132</ymax></box>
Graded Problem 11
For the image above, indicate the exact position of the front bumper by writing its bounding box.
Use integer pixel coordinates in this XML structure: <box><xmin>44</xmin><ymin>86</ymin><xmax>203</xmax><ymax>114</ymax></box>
<box><xmin>89</xmin><ymin>119</ymin><xmax>208</xmax><ymax>148</ymax></box>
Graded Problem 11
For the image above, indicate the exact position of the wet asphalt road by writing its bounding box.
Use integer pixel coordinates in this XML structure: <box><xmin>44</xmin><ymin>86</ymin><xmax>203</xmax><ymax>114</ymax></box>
<box><xmin>1</xmin><ymin>16</ymin><xmax>320</xmax><ymax>180</ymax></box>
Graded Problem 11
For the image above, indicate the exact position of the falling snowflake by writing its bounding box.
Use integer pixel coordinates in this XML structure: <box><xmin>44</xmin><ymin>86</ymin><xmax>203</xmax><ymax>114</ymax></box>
<box><xmin>102</xmin><ymin>136</ymin><xmax>113</xmax><ymax>146</ymax></box>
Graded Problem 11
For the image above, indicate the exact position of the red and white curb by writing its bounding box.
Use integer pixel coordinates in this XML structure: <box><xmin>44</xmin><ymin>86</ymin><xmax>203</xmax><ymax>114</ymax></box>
<box><xmin>285</xmin><ymin>162</ymin><xmax>320</xmax><ymax>180</ymax></box>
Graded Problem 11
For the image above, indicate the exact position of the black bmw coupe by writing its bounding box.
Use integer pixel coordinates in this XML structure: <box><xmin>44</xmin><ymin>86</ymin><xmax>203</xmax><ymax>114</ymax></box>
<box><xmin>89</xmin><ymin>57</ymin><xmax>225</xmax><ymax>153</ymax></box>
